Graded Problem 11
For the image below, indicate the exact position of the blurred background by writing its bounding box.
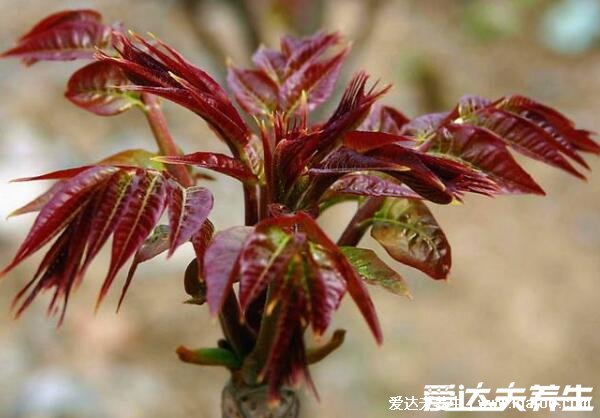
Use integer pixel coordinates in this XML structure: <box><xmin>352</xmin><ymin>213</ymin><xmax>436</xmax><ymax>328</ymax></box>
<box><xmin>0</xmin><ymin>0</ymin><xmax>599</xmax><ymax>417</ymax></box>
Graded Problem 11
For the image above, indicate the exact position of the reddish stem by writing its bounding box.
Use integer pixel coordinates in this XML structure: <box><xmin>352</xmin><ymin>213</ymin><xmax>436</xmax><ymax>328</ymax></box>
<box><xmin>337</xmin><ymin>197</ymin><xmax>384</xmax><ymax>246</ymax></box>
<box><xmin>142</xmin><ymin>93</ymin><xmax>194</xmax><ymax>187</ymax></box>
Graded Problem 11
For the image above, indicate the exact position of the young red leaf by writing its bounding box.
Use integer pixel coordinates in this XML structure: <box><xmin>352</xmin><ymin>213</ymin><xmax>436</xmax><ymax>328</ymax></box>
<box><xmin>280</xmin><ymin>48</ymin><xmax>348</xmax><ymax>114</ymax></box>
<box><xmin>227</xmin><ymin>67</ymin><xmax>278</xmax><ymax>116</ymax></box>
<box><xmin>78</xmin><ymin>170</ymin><xmax>135</xmax><ymax>279</ymax></box>
<box><xmin>344</xmin><ymin>130</ymin><xmax>417</xmax><ymax>153</ymax></box>
<box><xmin>362</xmin><ymin>105</ymin><xmax>410</xmax><ymax>134</ymax></box>
<box><xmin>13</xmin><ymin>207</ymin><xmax>93</xmax><ymax>324</ymax></box>
<box><xmin>98</xmin><ymin>33</ymin><xmax>251</xmax><ymax>155</ymax></box>
<box><xmin>328</xmin><ymin>173</ymin><xmax>421</xmax><ymax>199</ymax></box>
<box><xmin>370</xmin><ymin>198</ymin><xmax>451</xmax><ymax>280</ymax></box>
<box><xmin>2</xmin><ymin>12</ymin><xmax>112</xmax><ymax>65</ymax></box>
<box><xmin>11</xmin><ymin>149</ymin><xmax>162</xmax><ymax>184</ymax></box>
<box><xmin>203</xmin><ymin>226</ymin><xmax>253</xmax><ymax>315</ymax></box>
<box><xmin>8</xmin><ymin>182</ymin><xmax>64</xmax><ymax>218</ymax></box>
<box><xmin>18</xmin><ymin>9</ymin><xmax>102</xmax><ymax>41</ymax></box>
<box><xmin>401</xmin><ymin>112</ymin><xmax>452</xmax><ymax>140</ymax></box>
<box><xmin>66</xmin><ymin>61</ymin><xmax>142</xmax><ymax>116</ymax></box>
<box><xmin>191</xmin><ymin>220</ymin><xmax>215</xmax><ymax>270</ymax></box>
<box><xmin>186</xmin><ymin>220</ymin><xmax>215</xmax><ymax>303</ymax></box>
<box><xmin>272</xmin><ymin>212</ymin><xmax>382</xmax><ymax>343</ymax></box>
<box><xmin>261</xmin><ymin>288</ymin><xmax>309</xmax><ymax>405</ymax></box>
<box><xmin>312</xmin><ymin>145</ymin><xmax>452</xmax><ymax>204</ymax></box>
<box><xmin>416</xmin><ymin>152</ymin><xmax>501</xmax><ymax>198</ymax></box>
<box><xmin>166</xmin><ymin>181</ymin><xmax>213</xmax><ymax>257</ymax></box>
<box><xmin>312</xmin><ymin>72</ymin><xmax>391</xmax><ymax>158</ymax></box>
<box><xmin>468</xmin><ymin>107</ymin><xmax>585</xmax><ymax>179</ymax></box>
<box><xmin>155</xmin><ymin>152</ymin><xmax>258</xmax><ymax>183</ymax></box>
<box><xmin>309</xmin><ymin>147</ymin><xmax>412</xmax><ymax>174</ymax></box>
<box><xmin>237</xmin><ymin>225</ymin><xmax>305</xmax><ymax>311</ymax></box>
<box><xmin>497</xmin><ymin>95</ymin><xmax>600</xmax><ymax>159</ymax></box>
<box><xmin>1</xmin><ymin>166</ymin><xmax>118</xmax><ymax>277</ymax></box>
<box><xmin>98</xmin><ymin>170</ymin><xmax>168</xmax><ymax>307</ymax></box>
<box><xmin>424</xmin><ymin>124</ymin><xmax>545</xmax><ymax>195</ymax></box>
<box><xmin>11</xmin><ymin>166</ymin><xmax>97</xmax><ymax>182</ymax></box>
<box><xmin>251</xmin><ymin>46</ymin><xmax>286</xmax><ymax>83</ymax></box>
<box><xmin>370</xmin><ymin>143</ymin><xmax>500</xmax><ymax>201</ymax></box>
<box><xmin>305</xmin><ymin>243</ymin><xmax>347</xmax><ymax>336</ymax></box>
<box><xmin>281</xmin><ymin>32</ymin><xmax>341</xmax><ymax>70</ymax></box>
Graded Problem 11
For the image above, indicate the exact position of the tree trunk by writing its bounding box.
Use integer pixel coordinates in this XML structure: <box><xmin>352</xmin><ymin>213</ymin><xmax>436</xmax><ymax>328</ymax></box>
<box><xmin>221</xmin><ymin>380</ymin><xmax>299</xmax><ymax>418</ymax></box>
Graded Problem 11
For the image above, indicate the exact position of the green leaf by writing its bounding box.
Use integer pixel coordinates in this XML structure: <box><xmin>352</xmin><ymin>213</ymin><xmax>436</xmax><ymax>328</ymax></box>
<box><xmin>370</xmin><ymin>198</ymin><xmax>451</xmax><ymax>280</ymax></box>
<box><xmin>98</xmin><ymin>149</ymin><xmax>164</xmax><ymax>170</ymax></box>
<box><xmin>66</xmin><ymin>61</ymin><xmax>143</xmax><ymax>116</ymax></box>
<box><xmin>340</xmin><ymin>247</ymin><xmax>411</xmax><ymax>298</ymax></box>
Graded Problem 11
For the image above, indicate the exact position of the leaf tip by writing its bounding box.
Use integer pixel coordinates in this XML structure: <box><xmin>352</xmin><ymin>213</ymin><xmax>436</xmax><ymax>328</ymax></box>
<box><xmin>175</xmin><ymin>345</ymin><xmax>194</xmax><ymax>363</ymax></box>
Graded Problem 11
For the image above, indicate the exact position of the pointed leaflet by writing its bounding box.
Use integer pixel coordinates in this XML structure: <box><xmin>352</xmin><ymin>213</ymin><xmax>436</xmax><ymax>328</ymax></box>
<box><xmin>252</xmin><ymin>46</ymin><xmax>286</xmax><ymax>82</ymax></box>
<box><xmin>118</xmin><ymin>224</ymin><xmax>171</xmax><ymax>309</ymax></box>
<box><xmin>12</xmin><ymin>225</ymin><xmax>72</xmax><ymax>318</ymax></box>
<box><xmin>271</xmin><ymin>213</ymin><xmax>382</xmax><ymax>343</ymax></box>
<box><xmin>280</xmin><ymin>49</ymin><xmax>348</xmax><ymax>114</ymax></box>
<box><xmin>262</xmin><ymin>287</ymin><xmax>309</xmax><ymax>404</ymax></box>
<box><xmin>203</xmin><ymin>226</ymin><xmax>253</xmax><ymax>315</ymax></box>
<box><xmin>1</xmin><ymin>166</ymin><xmax>118</xmax><ymax>277</ymax></box>
<box><xmin>78</xmin><ymin>170</ymin><xmax>135</xmax><ymax>279</ymax></box>
<box><xmin>13</xmin><ymin>208</ymin><xmax>93</xmax><ymax>324</ymax></box>
<box><xmin>98</xmin><ymin>170</ymin><xmax>168</xmax><ymax>306</ymax></box>
<box><xmin>497</xmin><ymin>95</ymin><xmax>600</xmax><ymax>158</ymax></box>
<box><xmin>309</xmin><ymin>147</ymin><xmax>412</xmax><ymax>174</ymax></box>
<box><xmin>166</xmin><ymin>180</ymin><xmax>213</xmax><ymax>257</ymax></box>
<box><xmin>273</xmin><ymin>73</ymin><xmax>389</xmax><ymax>199</ymax></box>
<box><xmin>311</xmin><ymin>145</ymin><xmax>452</xmax><ymax>204</ymax></box>
<box><xmin>401</xmin><ymin>112</ymin><xmax>452</xmax><ymax>140</ymax></box>
<box><xmin>369</xmin><ymin>143</ymin><xmax>499</xmax><ymax>201</ymax></box>
<box><xmin>423</xmin><ymin>123</ymin><xmax>544</xmax><ymax>195</ymax></box>
<box><xmin>98</xmin><ymin>33</ymin><xmax>250</xmax><ymax>154</ymax></box>
<box><xmin>281</xmin><ymin>32</ymin><xmax>342</xmax><ymax>75</ymax></box>
<box><xmin>8</xmin><ymin>182</ymin><xmax>64</xmax><ymax>217</ymax></box>
<box><xmin>466</xmin><ymin>106</ymin><xmax>585</xmax><ymax>179</ymax></box>
<box><xmin>186</xmin><ymin>220</ymin><xmax>215</xmax><ymax>302</ymax></box>
<box><xmin>305</xmin><ymin>242</ymin><xmax>347</xmax><ymax>336</ymax></box>
<box><xmin>344</xmin><ymin>131</ymin><xmax>417</xmax><ymax>153</ymax></box>
<box><xmin>416</xmin><ymin>152</ymin><xmax>501</xmax><ymax>198</ymax></box>
<box><xmin>227</xmin><ymin>66</ymin><xmax>278</xmax><ymax>116</ymax></box>
<box><xmin>370</xmin><ymin>198</ymin><xmax>451</xmax><ymax>280</ymax></box>
<box><xmin>191</xmin><ymin>220</ymin><xmax>215</xmax><ymax>270</ymax></box>
<box><xmin>17</xmin><ymin>9</ymin><xmax>102</xmax><ymax>41</ymax></box>
<box><xmin>328</xmin><ymin>173</ymin><xmax>421</xmax><ymax>199</ymax></box>
<box><xmin>12</xmin><ymin>149</ymin><xmax>162</xmax><ymax>183</ymax></box>
<box><xmin>12</xmin><ymin>166</ymin><xmax>99</xmax><ymax>182</ymax></box>
<box><xmin>66</xmin><ymin>61</ymin><xmax>142</xmax><ymax>116</ymax></box>
<box><xmin>155</xmin><ymin>152</ymin><xmax>258</xmax><ymax>183</ymax></box>
<box><xmin>310</xmin><ymin>72</ymin><xmax>390</xmax><ymax>159</ymax></box>
<box><xmin>9</xmin><ymin>150</ymin><xmax>160</xmax><ymax>219</ymax></box>
<box><xmin>1</xmin><ymin>11</ymin><xmax>112</xmax><ymax>65</ymax></box>
<box><xmin>340</xmin><ymin>247</ymin><xmax>411</xmax><ymax>298</ymax></box>
<box><xmin>362</xmin><ymin>105</ymin><xmax>410</xmax><ymax>134</ymax></box>
<box><xmin>237</xmin><ymin>223</ymin><xmax>306</xmax><ymax>311</ymax></box>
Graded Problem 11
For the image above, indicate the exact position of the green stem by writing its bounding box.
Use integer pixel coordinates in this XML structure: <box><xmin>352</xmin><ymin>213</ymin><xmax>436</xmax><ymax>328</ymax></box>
<box><xmin>177</xmin><ymin>346</ymin><xmax>241</xmax><ymax>369</ymax></box>
<box><xmin>141</xmin><ymin>93</ymin><xmax>194</xmax><ymax>187</ymax></box>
